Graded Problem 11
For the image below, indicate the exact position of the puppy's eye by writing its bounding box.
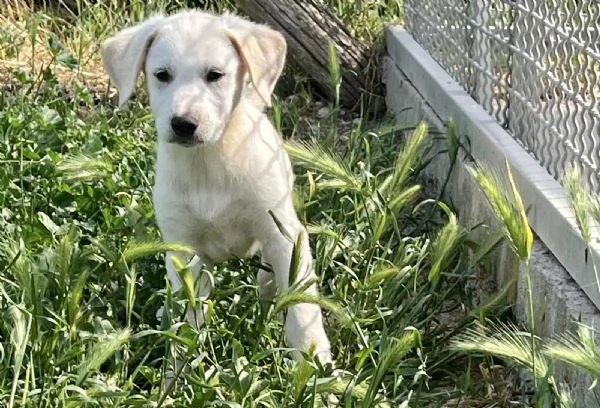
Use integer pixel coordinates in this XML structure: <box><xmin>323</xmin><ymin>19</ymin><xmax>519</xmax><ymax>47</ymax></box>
<box><xmin>206</xmin><ymin>70</ymin><xmax>225</xmax><ymax>83</ymax></box>
<box><xmin>154</xmin><ymin>69</ymin><xmax>172</xmax><ymax>83</ymax></box>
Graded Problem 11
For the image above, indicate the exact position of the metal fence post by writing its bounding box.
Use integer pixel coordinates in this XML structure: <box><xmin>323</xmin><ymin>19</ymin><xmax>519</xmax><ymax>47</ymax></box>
<box><xmin>509</xmin><ymin>0</ymin><xmax>544</xmax><ymax>161</ymax></box>
<box><xmin>469</xmin><ymin>0</ymin><xmax>492</xmax><ymax>112</ymax></box>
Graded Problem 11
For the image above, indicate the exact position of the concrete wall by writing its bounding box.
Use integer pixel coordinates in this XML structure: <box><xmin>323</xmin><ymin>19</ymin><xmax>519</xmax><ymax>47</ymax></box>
<box><xmin>384</xmin><ymin>26</ymin><xmax>600</xmax><ymax>406</ymax></box>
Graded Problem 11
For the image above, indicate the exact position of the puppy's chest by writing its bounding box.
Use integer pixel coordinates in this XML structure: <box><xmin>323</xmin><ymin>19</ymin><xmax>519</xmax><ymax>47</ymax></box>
<box><xmin>188</xmin><ymin>188</ymin><xmax>260</xmax><ymax>259</ymax></box>
<box><xmin>157</xmin><ymin>161</ymin><xmax>248</xmax><ymax>220</ymax></box>
<box><xmin>185</xmin><ymin>188</ymin><xmax>242</xmax><ymax>222</ymax></box>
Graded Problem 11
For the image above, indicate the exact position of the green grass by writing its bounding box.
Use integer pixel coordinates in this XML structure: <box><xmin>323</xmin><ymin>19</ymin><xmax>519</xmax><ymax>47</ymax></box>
<box><xmin>0</xmin><ymin>1</ymin><xmax>540</xmax><ymax>407</ymax></box>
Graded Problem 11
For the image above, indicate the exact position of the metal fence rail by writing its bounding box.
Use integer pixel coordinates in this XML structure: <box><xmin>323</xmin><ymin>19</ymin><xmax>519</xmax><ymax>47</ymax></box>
<box><xmin>404</xmin><ymin>0</ymin><xmax>600</xmax><ymax>192</ymax></box>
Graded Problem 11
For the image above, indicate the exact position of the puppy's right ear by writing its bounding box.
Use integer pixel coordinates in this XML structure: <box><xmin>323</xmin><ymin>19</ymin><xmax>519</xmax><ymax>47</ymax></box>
<box><xmin>101</xmin><ymin>15</ymin><xmax>165</xmax><ymax>108</ymax></box>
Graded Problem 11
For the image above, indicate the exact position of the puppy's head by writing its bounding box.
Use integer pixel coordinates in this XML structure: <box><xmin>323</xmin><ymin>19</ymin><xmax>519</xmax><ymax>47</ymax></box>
<box><xmin>101</xmin><ymin>11</ymin><xmax>286</xmax><ymax>147</ymax></box>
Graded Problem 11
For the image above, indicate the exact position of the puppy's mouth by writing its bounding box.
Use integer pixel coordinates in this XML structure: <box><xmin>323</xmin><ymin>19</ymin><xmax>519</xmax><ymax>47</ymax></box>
<box><xmin>168</xmin><ymin>135</ymin><xmax>205</xmax><ymax>147</ymax></box>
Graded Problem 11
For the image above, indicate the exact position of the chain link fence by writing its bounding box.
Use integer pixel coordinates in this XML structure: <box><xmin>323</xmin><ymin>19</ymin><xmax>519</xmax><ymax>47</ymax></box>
<box><xmin>404</xmin><ymin>0</ymin><xmax>600</xmax><ymax>192</ymax></box>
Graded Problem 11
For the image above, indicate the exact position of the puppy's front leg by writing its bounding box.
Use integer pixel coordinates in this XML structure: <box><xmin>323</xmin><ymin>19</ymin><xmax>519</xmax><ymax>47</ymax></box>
<box><xmin>262</xmin><ymin>225</ymin><xmax>332</xmax><ymax>364</ymax></box>
<box><xmin>164</xmin><ymin>250</ymin><xmax>213</xmax><ymax>329</ymax></box>
<box><xmin>161</xmin><ymin>250</ymin><xmax>212</xmax><ymax>388</ymax></box>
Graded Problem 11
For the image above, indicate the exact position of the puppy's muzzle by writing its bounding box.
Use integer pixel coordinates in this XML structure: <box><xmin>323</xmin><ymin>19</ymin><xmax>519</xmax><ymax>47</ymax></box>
<box><xmin>170</xmin><ymin>116</ymin><xmax>202</xmax><ymax>146</ymax></box>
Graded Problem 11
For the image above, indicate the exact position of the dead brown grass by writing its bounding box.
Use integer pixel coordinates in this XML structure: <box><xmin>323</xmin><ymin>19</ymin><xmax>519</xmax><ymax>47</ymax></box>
<box><xmin>438</xmin><ymin>362</ymin><xmax>518</xmax><ymax>408</ymax></box>
<box><xmin>0</xmin><ymin>0</ymin><xmax>109</xmax><ymax>93</ymax></box>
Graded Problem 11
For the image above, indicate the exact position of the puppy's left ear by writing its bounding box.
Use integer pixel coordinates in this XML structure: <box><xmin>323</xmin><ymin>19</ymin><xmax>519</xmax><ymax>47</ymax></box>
<box><xmin>225</xmin><ymin>18</ymin><xmax>287</xmax><ymax>108</ymax></box>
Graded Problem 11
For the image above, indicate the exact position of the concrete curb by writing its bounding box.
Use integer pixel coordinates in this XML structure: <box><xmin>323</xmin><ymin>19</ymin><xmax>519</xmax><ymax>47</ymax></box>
<box><xmin>384</xmin><ymin>26</ymin><xmax>600</xmax><ymax>406</ymax></box>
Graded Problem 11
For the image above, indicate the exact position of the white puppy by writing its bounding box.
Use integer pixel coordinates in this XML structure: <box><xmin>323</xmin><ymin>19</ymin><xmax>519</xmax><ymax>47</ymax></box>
<box><xmin>101</xmin><ymin>10</ymin><xmax>332</xmax><ymax>363</ymax></box>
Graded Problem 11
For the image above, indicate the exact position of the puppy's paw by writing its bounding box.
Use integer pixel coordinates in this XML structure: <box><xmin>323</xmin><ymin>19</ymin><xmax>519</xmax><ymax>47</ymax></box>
<box><xmin>156</xmin><ymin>305</ymin><xmax>165</xmax><ymax>321</ymax></box>
<box><xmin>314</xmin><ymin>345</ymin><xmax>334</xmax><ymax>366</ymax></box>
<box><xmin>257</xmin><ymin>269</ymin><xmax>277</xmax><ymax>302</ymax></box>
<box><xmin>186</xmin><ymin>304</ymin><xmax>207</xmax><ymax>330</ymax></box>
<box><xmin>285</xmin><ymin>304</ymin><xmax>333</xmax><ymax>364</ymax></box>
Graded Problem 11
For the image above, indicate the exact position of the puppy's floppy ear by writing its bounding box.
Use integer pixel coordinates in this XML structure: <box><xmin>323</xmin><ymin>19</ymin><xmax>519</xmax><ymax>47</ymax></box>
<box><xmin>101</xmin><ymin>15</ymin><xmax>165</xmax><ymax>108</ymax></box>
<box><xmin>224</xmin><ymin>18</ymin><xmax>286</xmax><ymax>108</ymax></box>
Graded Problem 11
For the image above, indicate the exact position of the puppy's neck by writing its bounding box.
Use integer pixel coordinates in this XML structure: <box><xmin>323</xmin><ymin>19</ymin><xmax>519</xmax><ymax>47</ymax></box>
<box><xmin>218</xmin><ymin>99</ymin><xmax>268</xmax><ymax>152</ymax></box>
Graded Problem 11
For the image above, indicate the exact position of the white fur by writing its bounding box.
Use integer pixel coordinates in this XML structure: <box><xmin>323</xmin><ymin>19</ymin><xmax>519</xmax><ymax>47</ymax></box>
<box><xmin>101</xmin><ymin>10</ymin><xmax>332</xmax><ymax>363</ymax></box>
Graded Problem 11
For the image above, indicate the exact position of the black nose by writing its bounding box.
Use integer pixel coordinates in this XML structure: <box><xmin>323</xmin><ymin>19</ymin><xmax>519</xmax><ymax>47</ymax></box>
<box><xmin>170</xmin><ymin>116</ymin><xmax>198</xmax><ymax>141</ymax></box>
